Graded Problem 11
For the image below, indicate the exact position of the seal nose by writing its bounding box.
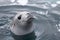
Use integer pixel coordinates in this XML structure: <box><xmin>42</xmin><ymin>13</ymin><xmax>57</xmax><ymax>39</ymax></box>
<box><xmin>27</xmin><ymin>18</ymin><xmax>34</xmax><ymax>23</ymax></box>
<box><xmin>18</xmin><ymin>15</ymin><xmax>21</xmax><ymax>20</ymax></box>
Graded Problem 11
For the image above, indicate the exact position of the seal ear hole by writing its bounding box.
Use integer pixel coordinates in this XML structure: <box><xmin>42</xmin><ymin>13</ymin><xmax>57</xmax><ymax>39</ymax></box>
<box><xmin>18</xmin><ymin>15</ymin><xmax>21</xmax><ymax>20</ymax></box>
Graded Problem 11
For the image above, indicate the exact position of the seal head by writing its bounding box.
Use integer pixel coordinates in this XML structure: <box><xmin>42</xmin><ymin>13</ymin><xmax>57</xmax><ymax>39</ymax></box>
<box><xmin>10</xmin><ymin>11</ymin><xmax>34</xmax><ymax>35</ymax></box>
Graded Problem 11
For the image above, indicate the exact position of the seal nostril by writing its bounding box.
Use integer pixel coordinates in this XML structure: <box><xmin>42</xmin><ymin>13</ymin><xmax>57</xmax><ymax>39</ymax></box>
<box><xmin>18</xmin><ymin>15</ymin><xmax>21</xmax><ymax>20</ymax></box>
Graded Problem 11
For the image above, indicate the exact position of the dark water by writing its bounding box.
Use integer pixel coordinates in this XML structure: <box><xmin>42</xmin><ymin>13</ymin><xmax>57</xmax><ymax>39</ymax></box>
<box><xmin>0</xmin><ymin>4</ymin><xmax>60</xmax><ymax>40</ymax></box>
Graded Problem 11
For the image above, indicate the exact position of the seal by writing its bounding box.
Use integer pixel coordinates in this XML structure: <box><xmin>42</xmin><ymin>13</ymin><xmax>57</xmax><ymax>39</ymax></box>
<box><xmin>10</xmin><ymin>11</ymin><xmax>36</xmax><ymax>40</ymax></box>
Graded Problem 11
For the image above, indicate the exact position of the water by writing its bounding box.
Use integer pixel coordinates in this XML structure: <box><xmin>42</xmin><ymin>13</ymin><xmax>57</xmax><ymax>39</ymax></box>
<box><xmin>0</xmin><ymin>1</ymin><xmax>60</xmax><ymax>40</ymax></box>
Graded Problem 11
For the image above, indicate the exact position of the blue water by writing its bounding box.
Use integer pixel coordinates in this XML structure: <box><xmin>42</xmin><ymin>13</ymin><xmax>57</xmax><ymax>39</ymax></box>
<box><xmin>0</xmin><ymin>4</ymin><xmax>60</xmax><ymax>40</ymax></box>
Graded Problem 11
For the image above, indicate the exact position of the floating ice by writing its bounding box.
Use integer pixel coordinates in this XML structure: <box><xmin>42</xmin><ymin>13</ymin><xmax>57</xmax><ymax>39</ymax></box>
<box><xmin>10</xmin><ymin>0</ymin><xmax>15</xmax><ymax>3</ymax></box>
<box><xmin>58</xmin><ymin>29</ymin><xmax>60</xmax><ymax>32</ymax></box>
<box><xmin>56</xmin><ymin>1</ymin><xmax>60</xmax><ymax>4</ymax></box>
<box><xmin>17</xmin><ymin>0</ymin><xmax>28</xmax><ymax>5</ymax></box>
<box><xmin>51</xmin><ymin>4</ymin><xmax>57</xmax><ymax>7</ymax></box>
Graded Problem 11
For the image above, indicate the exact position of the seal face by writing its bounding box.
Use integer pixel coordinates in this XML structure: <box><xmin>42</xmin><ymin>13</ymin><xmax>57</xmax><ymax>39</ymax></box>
<box><xmin>10</xmin><ymin>11</ymin><xmax>34</xmax><ymax>35</ymax></box>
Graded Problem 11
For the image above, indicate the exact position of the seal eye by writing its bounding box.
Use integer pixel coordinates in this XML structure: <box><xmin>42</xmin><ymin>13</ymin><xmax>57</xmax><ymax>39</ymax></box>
<box><xmin>18</xmin><ymin>15</ymin><xmax>21</xmax><ymax>20</ymax></box>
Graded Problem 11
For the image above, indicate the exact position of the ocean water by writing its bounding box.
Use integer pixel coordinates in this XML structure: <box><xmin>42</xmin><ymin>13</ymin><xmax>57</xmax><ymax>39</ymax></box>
<box><xmin>0</xmin><ymin>1</ymin><xmax>60</xmax><ymax>40</ymax></box>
